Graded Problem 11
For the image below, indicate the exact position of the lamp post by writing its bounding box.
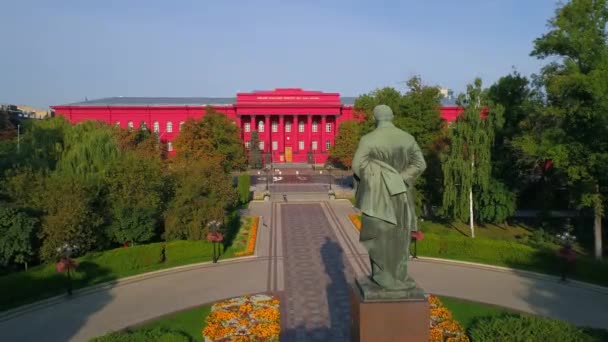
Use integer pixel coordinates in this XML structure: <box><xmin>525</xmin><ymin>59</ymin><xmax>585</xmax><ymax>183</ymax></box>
<box><xmin>206</xmin><ymin>220</ymin><xmax>223</xmax><ymax>263</ymax></box>
<box><xmin>556</xmin><ymin>230</ymin><xmax>577</xmax><ymax>281</ymax></box>
<box><xmin>56</xmin><ymin>243</ymin><xmax>79</xmax><ymax>296</ymax></box>
<box><xmin>264</xmin><ymin>164</ymin><xmax>271</xmax><ymax>191</ymax></box>
<box><xmin>326</xmin><ymin>164</ymin><xmax>334</xmax><ymax>190</ymax></box>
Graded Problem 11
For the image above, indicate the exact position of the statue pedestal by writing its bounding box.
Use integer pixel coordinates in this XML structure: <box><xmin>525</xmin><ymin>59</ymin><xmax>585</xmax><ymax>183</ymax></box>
<box><xmin>350</xmin><ymin>278</ymin><xmax>429</xmax><ymax>342</ymax></box>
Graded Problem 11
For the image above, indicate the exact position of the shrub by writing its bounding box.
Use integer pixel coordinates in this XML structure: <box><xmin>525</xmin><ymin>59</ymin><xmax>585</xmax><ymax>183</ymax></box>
<box><xmin>469</xmin><ymin>315</ymin><xmax>604</xmax><ymax>342</ymax></box>
<box><xmin>90</xmin><ymin>327</ymin><xmax>191</xmax><ymax>342</ymax></box>
<box><xmin>237</xmin><ymin>174</ymin><xmax>251</xmax><ymax>204</ymax></box>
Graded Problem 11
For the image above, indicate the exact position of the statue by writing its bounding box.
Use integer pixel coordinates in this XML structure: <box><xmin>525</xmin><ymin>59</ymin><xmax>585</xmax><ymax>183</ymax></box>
<box><xmin>352</xmin><ymin>104</ymin><xmax>426</xmax><ymax>297</ymax></box>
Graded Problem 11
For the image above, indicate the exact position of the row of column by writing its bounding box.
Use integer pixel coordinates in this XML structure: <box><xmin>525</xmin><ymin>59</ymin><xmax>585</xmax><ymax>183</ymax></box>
<box><xmin>245</xmin><ymin>114</ymin><xmax>330</xmax><ymax>154</ymax></box>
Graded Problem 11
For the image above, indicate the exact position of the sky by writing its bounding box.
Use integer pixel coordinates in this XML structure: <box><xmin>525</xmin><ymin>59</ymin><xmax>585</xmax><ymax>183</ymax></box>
<box><xmin>0</xmin><ymin>0</ymin><xmax>559</xmax><ymax>108</ymax></box>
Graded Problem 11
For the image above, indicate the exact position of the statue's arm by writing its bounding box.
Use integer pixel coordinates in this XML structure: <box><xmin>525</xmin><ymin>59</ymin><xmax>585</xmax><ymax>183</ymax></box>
<box><xmin>352</xmin><ymin>137</ymin><xmax>370</xmax><ymax>179</ymax></box>
<box><xmin>401</xmin><ymin>141</ymin><xmax>426</xmax><ymax>187</ymax></box>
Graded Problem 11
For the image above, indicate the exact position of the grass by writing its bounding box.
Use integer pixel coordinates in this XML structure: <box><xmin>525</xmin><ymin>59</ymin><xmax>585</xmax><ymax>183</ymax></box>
<box><xmin>439</xmin><ymin>296</ymin><xmax>514</xmax><ymax>330</ymax></box>
<box><xmin>0</xmin><ymin>216</ymin><xmax>257</xmax><ymax>312</ymax></box>
<box><xmin>136</xmin><ymin>304</ymin><xmax>212</xmax><ymax>341</ymax></box>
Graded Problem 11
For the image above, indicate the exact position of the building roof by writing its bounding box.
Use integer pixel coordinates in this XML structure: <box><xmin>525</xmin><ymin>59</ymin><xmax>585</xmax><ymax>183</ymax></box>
<box><xmin>57</xmin><ymin>95</ymin><xmax>459</xmax><ymax>107</ymax></box>
<box><xmin>61</xmin><ymin>97</ymin><xmax>237</xmax><ymax>106</ymax></box>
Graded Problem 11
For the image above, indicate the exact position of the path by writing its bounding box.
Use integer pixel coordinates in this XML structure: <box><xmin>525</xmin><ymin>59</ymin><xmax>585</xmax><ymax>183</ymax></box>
<box><xmin>0</xmin><ymin>200</ymin><xmax>607</xmax><ymax>341</ymax></box>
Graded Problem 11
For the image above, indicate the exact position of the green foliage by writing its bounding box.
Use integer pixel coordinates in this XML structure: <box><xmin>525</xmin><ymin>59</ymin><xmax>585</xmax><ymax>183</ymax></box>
<box><xmin>475</xmin><ymin>178</ymin><xmax>516</xmax><ymax>224</ymax></box>
<box><xmin>136</xmin><ymin>304</ymin><xmax>212</xmax><ymax>341</ymax></box>
<box><xmin>329</xmin><ymin>121</ymin><xmax>361</xmax><ymax>168</ymax></box>
<box><xmin>108</xmin><ymin>207</ymin><xmax>158</xmax><ymax>245</ymax></box>
<box><xmin>237</xmin><ymin>174</ymin><xmax>251</xmax><ymax>204</ymax></box>
<box><xmin>174</xmin><ymin>108</ymin><xmax>246</xmax><ymax>172</ymax></box>
<box><xmin>90</xmin><ymin>327</ymin><xmax>191</xmax><ymax>342</ymax></box>
<box><xmin>469</xmin><ymin>315</ymin><xmax>606</xmax><ymax>342</ymax></box>
<box><xmin>164</xmin><ymin>160</ymin><xmax>237</xmax><ymax>240</ymax></box>
<box><xmin>18</xmin><ymin>117</ymin><xmax>70</xmax><ymax>170</ymax></box>
<box><xmin>441</xmin><ymin>79</ymin><xmax>504</xmax><ymax>227</ymax></box>
<box><xmin>0</xmin><ymin>206</ymin><xmax>38</xmax><ymax>269</ymax></box>
<box><xmin>439</xmin><ymin>296</ymin><xmax>513</xmax><ymax>330</ymax></box>
<box><xmin>249</xmin><ymin>130</ymin><xmax>262</xmax><ymax>169</ymax></box>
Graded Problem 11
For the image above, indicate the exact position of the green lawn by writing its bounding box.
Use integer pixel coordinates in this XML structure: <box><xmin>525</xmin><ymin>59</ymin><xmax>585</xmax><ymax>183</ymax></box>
<box><xmin>439</xmin><ymin>296</ymin><xmax>515</xmax><ymax>330</ymax></box>
<box><xmin>136</xmin><ymin>304</ymin><xmax>211</xmax><ymax>341</ymax></box>
<box><xmin>0</xmin><ymin>215</ymin><xmax>256</xmax><ymax>311</ymax></box>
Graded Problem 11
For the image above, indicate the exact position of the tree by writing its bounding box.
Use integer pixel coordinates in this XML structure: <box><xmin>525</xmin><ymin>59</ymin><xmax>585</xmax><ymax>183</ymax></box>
<box><xmin>441</xmin><ymin>79</ymin><xmax>504</xmax><ymax>237</ymax></box>
<box><xmin>164</xmin><ymin>158</ymin><xmax>237</xmax><ymax>240</ymax></box>
<box><xmin>0</xmin><ymin>206</ymin><xmax>38</xmax><ymax>270</ymax></box>
<box><xmin>329</xmin><ymin>121</ymin><xmax>361</xmax><ymax>169</ymax></box>
<box><xmin>173</xmin><ymin>108</ymin><xmax>246</xmax><ymax>172</ymax></box>
<box><xmin>529</xmin><ymin>0</ymin><xmax>608</xmax><ymax>259</ymax></box>
<box><xmin>106</xmin><ymin>153</ymin><xmax>165</xmax><ymax>245</ymax></box>
<box><xmin>249</xmin><ymin>130</ymin><xmax>262</xmax><ymax>169</ymax></box>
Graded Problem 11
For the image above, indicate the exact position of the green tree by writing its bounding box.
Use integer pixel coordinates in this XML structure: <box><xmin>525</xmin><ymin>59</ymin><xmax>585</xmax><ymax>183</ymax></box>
<box><xmin>106</xmin><ymin>153</ymin><xmax>164</xmax><ymax>245</ymax></box>
<box><xmin>475</xmin><ymin>179</ymin><xmax>516</xmax><ymax>224</ymax></box>
<box><xmin>174</xmin><ymin>107</ymin><xmax>246</xmax><ymax>172</ymax></box>
<box><xmin>17</xmin><ymin>117</ymin><xmax>70</xmax><ymax>171</ymax></box>
<box><xmin>249</xmin><ymin>130</ymin><xmax>262</xmax><ymax>169</ymax></box>
<box><xmin>0</xmin><ymin>206</ymin><xmax>38</xmax><ymax>270</ymax></box>
<box><xmin>528</xmin><ymin>0</ymin><xmax>608</xmax><ymax>259</ymax></box>
<box><xmin>329</xmin><ymin>121</ymin><xmax>361</xmax><ymax>169</ymax></box>
<box><xmin>164</xmin><ymin>159</ymin><xmax>237</xmax><ymax>240</ymax></box>
<box><xmin>441</xmin><ymin>79</ymin><xmax>504</xmax><ymax>237</ymax></box>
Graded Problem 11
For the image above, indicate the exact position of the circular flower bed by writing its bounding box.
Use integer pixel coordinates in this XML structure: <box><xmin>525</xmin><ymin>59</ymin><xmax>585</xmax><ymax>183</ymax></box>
<box><xmin>202</xmin><ymin>294</ymin><xmax>280</xmax><ymax>341</ymax></box>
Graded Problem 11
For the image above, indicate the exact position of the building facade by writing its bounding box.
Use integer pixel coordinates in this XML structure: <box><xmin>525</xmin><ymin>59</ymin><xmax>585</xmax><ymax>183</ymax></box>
<box><xmin>52</xmin><ymin>88</ymin><xmax>461</xmax><ymax>164</ymax></box>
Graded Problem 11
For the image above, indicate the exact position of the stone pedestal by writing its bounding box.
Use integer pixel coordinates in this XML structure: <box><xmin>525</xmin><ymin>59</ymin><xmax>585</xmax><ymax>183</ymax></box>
<box><xmin>350</xmin><ymin>278</ymin><xmax>429</xmax><ymax>342</ymax></box>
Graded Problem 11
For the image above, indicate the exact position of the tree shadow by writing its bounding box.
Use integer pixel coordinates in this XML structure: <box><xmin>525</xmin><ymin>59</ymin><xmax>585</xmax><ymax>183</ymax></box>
<box><xmin>0</xmin><ymin>261</ymin><xmax>115</xmax><ymax>341</ymax></box>
<box><xmin>280</xmin><ymin>237</ymin><xmax>354</xmax><ymax>342</ymax></box>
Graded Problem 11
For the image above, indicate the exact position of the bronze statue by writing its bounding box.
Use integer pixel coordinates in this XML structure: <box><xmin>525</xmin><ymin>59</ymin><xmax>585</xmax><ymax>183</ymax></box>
<box><xmin>352</xmin><ymin>104</ymin><xmax>426</xmax><ymax>294</ymax></box>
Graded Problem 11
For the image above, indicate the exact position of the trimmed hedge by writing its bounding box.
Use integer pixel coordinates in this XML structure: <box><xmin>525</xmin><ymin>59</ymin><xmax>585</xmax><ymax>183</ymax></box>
<box><xmin>90</xmin><ymin>327</ymin><xmax>191</xmax><ymax>342</ymax></box>
<box><xmin>469</xmin><ymin>315</ymin><xmax>608</xmax><ymax>342</ymax></box>
<box><xmin>0</xmin><ymin>240</ymin><xmax>235</xmax><ymax>311</ymax></box>
<box><xmin>237</xmin><ymin>174</ymin><xmax>251</xmax><ymax>204</ymax></box>
<box><xmin>417</xmin><ymin>233</ymin><xmax>608</xmax><ymax>287</ymax></box>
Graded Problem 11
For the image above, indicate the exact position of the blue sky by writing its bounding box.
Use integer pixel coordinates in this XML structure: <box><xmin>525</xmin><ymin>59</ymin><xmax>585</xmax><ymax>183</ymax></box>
<box><xmin>0</xmin><ymin>0</ymin><xmax>558</xmax><ymax>108</ymax></box>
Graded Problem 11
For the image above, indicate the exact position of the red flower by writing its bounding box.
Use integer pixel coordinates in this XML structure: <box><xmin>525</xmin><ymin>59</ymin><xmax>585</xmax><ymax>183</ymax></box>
<box><xmin>56</xmin><ymin>257</ymin><xmax>78</xmax><ymax>273</ymax></box>
<box><xmin>411</xmin><ymin>231</ymin><xmax>424</xmax><ymax>241</ymax></box>
<box><xmin>207</xmin><ymin>232</ymin><xmax>224</xmax><ymax>242</ymax></box>
<box><xmin>557</xmin><ymin>247</ymin><xmax>577</xmax><ymax>262</ymax></box>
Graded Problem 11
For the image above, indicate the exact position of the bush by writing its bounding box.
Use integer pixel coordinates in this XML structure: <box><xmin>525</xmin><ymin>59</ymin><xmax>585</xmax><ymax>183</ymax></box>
<box><xmin>469</xmin><ymin>315</ymin><xmax>606</xmax><ymax>342</ymax></box>
<box><xmin>90</xmin><ymin>327</ymin><xmax>191</xmax><ymax>342</ymax></box>
<box><xmin>237</xmin><ymin>174</ymin><xmax>251</xmax><ymax>204</ymax></box>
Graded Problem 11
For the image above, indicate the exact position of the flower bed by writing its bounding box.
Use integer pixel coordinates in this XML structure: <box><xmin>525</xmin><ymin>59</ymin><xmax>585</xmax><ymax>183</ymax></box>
<box><xmin>235</xmin><ymin>217</ymin><xmax>259</xmax><ymax>257</ymax></box>
<box><xmin>202</xmin><ymin>294</ymin><xmax>280</xmax><ymax>341</ymax></box>
<box><xmin>429</xmin><ymin>296</ymin><xmax>469</xmax><ymax>342</ymax></box>
<box><xmin>349</xmin><ymin>213</ymin><xmax>361</xmax><ymax>231</ymax></box>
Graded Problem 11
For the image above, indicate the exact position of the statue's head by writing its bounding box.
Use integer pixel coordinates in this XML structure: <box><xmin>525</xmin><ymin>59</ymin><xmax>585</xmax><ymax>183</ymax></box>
<box><xmin>373</xmin><ymin>105</ymin><xmax>394</xmax><ymax>124</ymax></box>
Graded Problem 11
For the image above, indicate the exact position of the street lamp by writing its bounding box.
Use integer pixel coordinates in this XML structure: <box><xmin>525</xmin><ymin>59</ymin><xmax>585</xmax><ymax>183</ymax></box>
<box><xmin>56</xmin><ymin>243</ymin><xmax>79</xmax><ymax>296</ymax></box>
<box><xmin>556</xmin><ymin>230</ymin><xmax>577</xmax><ymax>281</ymax></box>
<box><xmin>206</xmin><ymin>220</ymin><xmax>223</xmax><ymax>263</ymax></box>
<box><xmin>263</xmin><ymin>164</ymin><xmax>271</xmax><ymax>191</ymax></box>
<box><xmin>326</xmin><ymin>164</ymin><xmax>334</xmax><ymax>190</ymax></box>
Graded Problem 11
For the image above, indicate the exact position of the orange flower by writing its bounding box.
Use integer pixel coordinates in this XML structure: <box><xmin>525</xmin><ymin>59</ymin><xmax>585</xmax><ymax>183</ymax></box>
<box><xmin>236</xmin><ymin>217</ymin><xmax>259</xmax><ymax>257</ymax></box>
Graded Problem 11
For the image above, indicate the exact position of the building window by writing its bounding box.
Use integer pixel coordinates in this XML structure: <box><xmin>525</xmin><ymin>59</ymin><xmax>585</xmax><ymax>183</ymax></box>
<box><xmin>326</xmin><ymin>122</ymin><xmax>332</xmax><ymax>132</ymax></box>
<box><xmin>245</xmin><ymin>141</ymin><xmax>251</xmax><ymax>149</ymax></box>
<box><xmin>298</xmin><ymin>121</ymin><xmax>305</xmax><ymax>133</ymax></box>
<box><xmin>140</xmin><ymin>121</ymin><xmax>147</xmax><ymax>130</ymax></box>
<box><xmin>167</xmin><ymin>142</ymin><xmax>173</xmax><ymax>152</ymax></box>
<box><xmin>258</xmin><ymin>120</ymin><xmax>264</xmax><ymax>133</ymax></box>
<box><xmin>128</xmin><ymin>121</ymin><xmax>134</xmax><ymax>129</ymax></box>
<box><xmin>272</xmin><ymin>141</ymin><xmax>278</xmax><ymax>150</ymax></box>
<box><xmin>312</xmin><ymin>141</ymin><xmax>318</xmax><ymax>151</ymax></box>
<box><xmin>167</xmin><ymin>121</ymin><xmax>173</xmax><ymax>133</ymax></box>
<box><xmin>285</xmin><ymin>121</ymin><xmax>291</xmax><ymax>132</ymax></box>
<box><xmin>179</xmin><ymin>121</ymin><xmax>185</xmax><ymax>131</ymax></box>
<box><xmin>115</xmin><ymin>121</ymin><xmax>120</xmax><ymax>127</ymax></box>
<box><xmin>153</xmin><ymin>121</ymin><xmax>160</xmax><ymax>133</ymax></box>
<box><xmin>272</xmin><ymin>121</ymin><xmax>278</xmax><ymax>133</ymax></box>
<box><xmin>312</xmin><ymin>121</ymin><xmax>318</xmax><ymax>133</ymax></box>
<box><xmin>299</xmin><ymin>140</ymin><xmax>304</xmax><ymax>150</ymax></box>
<box><xmin>259</xmin><ymin>141</ymin><xmax>264</xmax><ymax>150</ymax></box>
<box><xmin>326</xmin><ymin>140</ymin><xmax>331</xmax><ymax>150</ymax></box>
<box><xmin>244</xmin><ymin>122</ymin><xmax>250</xmax><ymax>132</ymax></box>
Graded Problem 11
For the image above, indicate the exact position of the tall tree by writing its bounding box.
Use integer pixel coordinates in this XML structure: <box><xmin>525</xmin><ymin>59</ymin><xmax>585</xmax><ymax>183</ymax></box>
<box><xmin>329</xmin><ymin>121</ymin><xmax>361</xmax><ymax>169</ymax></box>
<box><xmin>441</xmin><ymin>79</ymin><xmax>504</xmax><ymax>237</ymax></box>
<box><xmin>528</xmin><ymin>0</ymin><xmax>608</xmax><ymax>259</ymax></box>
<box><xmin>0</xmin><ymin>206</ymin><xmax>38</xmax><ymax>270</ymax></box>
<box><xmin>173</xmin><ymin>107</ymin><xmax>246</xmax><ymax>172</ymax></box>
<box><xmin>249</xmin><ymin>130</ymin><xmax>262</xmax><ymax>169</ymax></box>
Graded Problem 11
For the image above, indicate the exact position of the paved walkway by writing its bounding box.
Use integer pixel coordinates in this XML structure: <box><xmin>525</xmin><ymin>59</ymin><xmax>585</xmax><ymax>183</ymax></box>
<box><xmin>0</xmin><ymin>200</ymin><xmax>607</xmax><ymax>341</ymax></box>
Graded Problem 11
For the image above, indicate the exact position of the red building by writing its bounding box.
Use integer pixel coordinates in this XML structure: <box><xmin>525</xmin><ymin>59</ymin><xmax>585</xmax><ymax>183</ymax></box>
<box><xmin>52</xmin><ymin>88</ymin><xmax>460</xmax><ymax>164</ymax></box>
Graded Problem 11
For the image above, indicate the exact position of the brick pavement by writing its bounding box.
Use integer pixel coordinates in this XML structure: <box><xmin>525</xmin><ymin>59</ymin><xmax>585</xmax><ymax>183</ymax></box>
<box><xmin>279</xmin><ymin>203</ymin><xmax>354</xmax><ymax>342</ymax></box>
